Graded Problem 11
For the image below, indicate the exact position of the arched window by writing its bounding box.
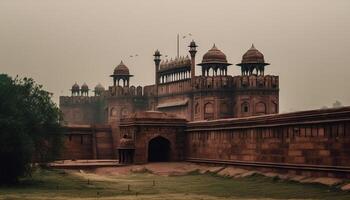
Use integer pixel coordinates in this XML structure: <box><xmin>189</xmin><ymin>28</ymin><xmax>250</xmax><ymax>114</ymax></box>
<box><xmin>242</xmin><ymin>102</ymin><xmax>249</xmax><ymax>113</ymax></box>
<box><xmin>204</xmin><ymin>102</ymin><xmax>214</xmax><ymax>120</ymax></box>
<box><xmin>255</xmin><ymin>102</ymin><xmax>266</xmax><ymax>114</ymax></box>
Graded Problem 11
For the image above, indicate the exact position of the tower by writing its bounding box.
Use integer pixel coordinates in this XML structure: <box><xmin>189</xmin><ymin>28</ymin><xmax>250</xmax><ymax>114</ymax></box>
<box><xmin>110</xmin><ymin>61</ymin><xmax>133</xmax><ymax>87</ymax></box>
<box><xmin>234</xmin><ymin>44</ymin><xmax>279</xmax><ymax>117</ymax></box>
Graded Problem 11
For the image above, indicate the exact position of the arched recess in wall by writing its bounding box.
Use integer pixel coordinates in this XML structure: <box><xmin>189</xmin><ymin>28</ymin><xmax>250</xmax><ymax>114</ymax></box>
<box><xmin>271</xmin><ymin>101</ymin><xmax>278</xmax><ymax>113</ymax></box>
<box><xmin>241</xmin><ymin>102</ymin><xmax>249</xmax><ymax>113</ymax></box>
<box><xmin>110</xmin><ymin>107</ymin><xmax>117</xmax><ymax>117</ymax></box>
<box><xmin>120</xmin><ymin>107</ymin><xmax>129</xmax><ymax>119</ymax></box>
<box><xmin>255</xmin><ymin>102</ymin><xmax>266</xmax><ymax>114</ymax></box>
<box><xmin>204</xmin><ymin>102</ymin><xmax>214</xmax><ymax>120</ymax></box>
<box><xmin>195</xmin><ymin>103</ymin><xmax>200</xmax><ymax>115</ymax></box>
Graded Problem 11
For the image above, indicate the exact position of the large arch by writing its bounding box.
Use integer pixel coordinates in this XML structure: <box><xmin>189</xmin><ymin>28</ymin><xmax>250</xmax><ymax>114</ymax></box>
<box><xmin>148</xmin><ymin>136</ymin><xmax>171</xmax><ymax>162</ymax></box>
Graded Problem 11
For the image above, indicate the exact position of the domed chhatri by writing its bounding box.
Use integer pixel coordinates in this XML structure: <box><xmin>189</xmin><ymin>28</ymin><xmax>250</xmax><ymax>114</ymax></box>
<box><xmin>110</xmin><ymin>61</ymin><xmax>133</xmax><ymax>87</ymax></box>
<box><xmin>114</xmin><ymin>61</ymin><xmax>130</xmax><ymax>75</ymax></box>
<box><xmin>198</xmin><ymin>44</ymin><xmax>231</xmax><ymax>76</ymax></box>
<box><xmin>201</xmin><ymin>44</ymin><xmax>229</xmax><ymax>64</ymax></box>
<box><xmin>94</xmin><ymin>83</ymin><xmax>105</xmax><ymax>96</ymax></box>
<box><xmin>71</xmin><ymin>82</ymin><xmax>80</xmax><ymax>91</ymax></box>
<box><xmin>81</xmin><ymin>83</ymin><xmax>89</xmax><ymax>91</ymax></box>
<box><xmin>241</xmin><ymin>44</ymin><xmax>267</xmax><ymax>64</ymax></box>
<box><xmin>237</xmin><ymin>44</ymin><xmax>270</xmax><ymax>76</ymax></box>
<box><xmin>71</xmin><ymin>82</ymin><xmax>80</xmax><ymax>96</ymax></box>
<box><xmin>81</xmin><ymin>83</ymin><xmax>89</xmax><ymax>96</ymax></box>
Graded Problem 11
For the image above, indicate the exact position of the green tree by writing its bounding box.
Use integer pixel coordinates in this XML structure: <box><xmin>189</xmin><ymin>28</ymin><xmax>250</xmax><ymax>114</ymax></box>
<box><xmin>0</xmin><ymin>74</ymin><xmax>63</xmax><ymax>184</ymax></box>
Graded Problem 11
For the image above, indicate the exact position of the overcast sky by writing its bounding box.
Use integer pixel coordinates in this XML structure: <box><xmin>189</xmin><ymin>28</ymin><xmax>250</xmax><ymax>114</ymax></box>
<box><xmin>1</xmin><ymin>0</ymin><xmax>349</xmax><ymax>113</ymax></box>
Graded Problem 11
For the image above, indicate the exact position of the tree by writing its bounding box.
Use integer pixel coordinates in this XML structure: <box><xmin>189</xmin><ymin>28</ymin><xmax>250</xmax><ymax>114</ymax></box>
<box><xmin>333</xmin><ymin>100</ymin><xmax>343</xmax><ymax>108</ymax></box>
<box><xmin>0</xmin><ymin>74</ymin><xmax>63</xmax><ymax>184</ymax></box>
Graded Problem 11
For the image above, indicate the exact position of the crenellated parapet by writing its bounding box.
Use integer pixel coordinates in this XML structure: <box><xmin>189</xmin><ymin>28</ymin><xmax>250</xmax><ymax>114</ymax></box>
<box><xmin>59</xmin><ymin>95</ymin><xmax>104</xmax><ymax>106</ymax></box>
<box><xmin>192</xmin><ymin>76</ymin><xmax>234</xmax><ymax>91</ymax></box>
<box><xmin>233</xmin><ymin>75</ymin><xmax>279</xmax><ymax>90</ymax></box>
<box><xmin>108</xmin><ymin>85</ymin><xmax>143</xmax><ymax>97</ymax></box>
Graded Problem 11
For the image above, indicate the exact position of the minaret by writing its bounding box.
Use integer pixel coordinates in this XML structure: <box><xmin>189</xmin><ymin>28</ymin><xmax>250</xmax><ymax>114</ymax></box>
<box><xmin>153</xmin><ymin>50</ymin><xmax>161</xmax><ymax>85</ymax></box>
<box><xmin>153</xmin><ymin>50</ymin><xmax>161</xmax><ymax>110</ymax></box>
<box><xmin>188</xmin><ymin>40</ymin><xmax>197</xmax><ymax>80</ymax></box>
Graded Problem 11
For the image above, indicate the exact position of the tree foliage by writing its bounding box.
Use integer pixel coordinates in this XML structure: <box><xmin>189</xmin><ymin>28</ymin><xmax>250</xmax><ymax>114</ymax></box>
<box><xmin>0</xmin><ymin>74</ymin><xmax>63</xmax><ymax>184</ymax></box>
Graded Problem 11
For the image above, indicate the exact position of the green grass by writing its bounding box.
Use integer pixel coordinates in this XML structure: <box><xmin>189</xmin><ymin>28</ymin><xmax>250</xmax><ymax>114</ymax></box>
<box><xmin>0</xmin><ymin>168</ymin><xmax>350</xmax><ymax>200</ymax></box>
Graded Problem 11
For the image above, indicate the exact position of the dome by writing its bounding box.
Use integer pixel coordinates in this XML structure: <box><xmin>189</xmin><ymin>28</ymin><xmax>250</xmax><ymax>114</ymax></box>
<box><xmin>94</xmin><ymin>83</ymin><xmax>104</xmax><ymax>91</ymax></box>
<box><xmin>241</xmin><ymin>44</ymin><xmax>265</xmax><ymax>64</ymax></box>
<box><xmin>71</xmin><ymin>83</ymin><xmax>80</xmax><ymax>92</ymax></box>
<box><xmin>201</xmin><ymin>44</ymin><xmax>228</xmax><ymax>64</ymax></box>
<box><xmin>118</xmin><ymin>135</ymin><xmax>135</xmax><ymax>149</ymax></box>
<box><xmin>81</xmin><ymin>83</ymin><xmax>89</xmax><ymax>91</ymax></box>
<box><xmin>113</xmin><ymin>61</ymin><xmax>130</xmax><ymax>75</ymax></box>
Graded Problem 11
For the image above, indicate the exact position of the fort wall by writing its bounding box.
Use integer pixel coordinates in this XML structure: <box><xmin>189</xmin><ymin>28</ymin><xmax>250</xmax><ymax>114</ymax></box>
<box><xmin>186</xmin><ymin>107</ymin><xmax>350</xmax><ymax>177</ymax></box>
<box><xmin>60</xmin><ymin>125</ymin><xmax>113</xmax><ymax>160</ymax></box>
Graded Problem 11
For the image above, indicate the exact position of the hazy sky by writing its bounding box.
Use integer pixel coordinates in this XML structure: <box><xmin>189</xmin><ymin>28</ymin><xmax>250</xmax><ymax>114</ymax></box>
<box><xmin>1</xmin><ymin>0</ymin><xmax>349</xmax><ymax>113</ymax></box>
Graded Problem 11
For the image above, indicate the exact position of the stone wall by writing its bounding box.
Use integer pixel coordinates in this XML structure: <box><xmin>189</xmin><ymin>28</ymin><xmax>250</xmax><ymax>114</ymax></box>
<box><xmin>61</xmin><ymin>125</ymin><xmax>113</xmax><ymax>160</ymax></box>
<box><xmin>186</xmin><ymin>107</ymin><xmax>350</xmax><ymax>168</ymax></box>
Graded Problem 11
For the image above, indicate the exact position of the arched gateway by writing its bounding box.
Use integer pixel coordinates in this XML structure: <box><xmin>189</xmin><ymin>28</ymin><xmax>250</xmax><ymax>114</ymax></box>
<box><xmin>148</xmin><ymin>136</ymin><xmax>170</xmax><ymax>162</ymax></box>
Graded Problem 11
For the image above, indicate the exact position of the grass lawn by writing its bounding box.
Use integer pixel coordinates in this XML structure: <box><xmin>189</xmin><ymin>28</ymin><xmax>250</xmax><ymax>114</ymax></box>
<box><xmin>0</xmin><ymin>168</ymin><xmax>350</xmax><ymax>200</ymax></box>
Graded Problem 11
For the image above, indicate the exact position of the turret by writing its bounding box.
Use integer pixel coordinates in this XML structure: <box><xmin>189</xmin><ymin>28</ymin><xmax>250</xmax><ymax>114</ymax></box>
<box><xmin>188</xmin><ymin>40</ymin><xmax>198</xmax><ymax>80</ymax></box>
<box><xmin>198</xmin><ymin>44</ymin><xmax>231</xmax><ymax>76</ymax></box>
<box><xmin>236</xmin><ymin>44</ymin><xmax>270</xmax><ymax>76</ymax></box>
<box><xmin>110</xmin><ymin>61</ymin><xmax>133</xmax><ymax>87</ymax></box>
<box><xmin>71</xmin><ymin>83</ymin><xmax>80</xmax><ymax>96</ymax></box>
<box><xmin>153</xmin><ymin>50</ymin><xmax>161</xmax><ymax>85</ymax></box>
<box><xmin>94</xmin><ymin>83</ymin><xmax>105</xmax><ymax>96</ymax></box>
<box><xmin>81</xmin><ymin>83</ymin><xmax>89</xmax><ymax>96</ymax></box>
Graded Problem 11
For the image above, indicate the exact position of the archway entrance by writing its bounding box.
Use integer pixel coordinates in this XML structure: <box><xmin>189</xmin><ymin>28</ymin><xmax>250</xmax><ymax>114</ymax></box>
<box><xmin>148</xmin><ymin>136</ymin><xmax>170</xmax><ymax>162</ymax></box>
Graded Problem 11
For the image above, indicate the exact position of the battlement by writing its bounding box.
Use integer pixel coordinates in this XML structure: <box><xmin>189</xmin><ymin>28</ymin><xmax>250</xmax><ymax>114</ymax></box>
<box><xmin>191</xmin><ymin>75</ymin><xmax>278</xmax><ymax>91</ymax></box>
<box><xmin>59</xmin><ymin>95</ymin><xmax>104</xmax><ymax>106</ymax></box>
<box><xmin>108</xmin><ymin>85</ymin><xmax>144</xmax><ymax>97</ymax></box>
<box><xmin>192</xmin><ymin>76</ymin><xmax>234</xmax><ymax>91</ymax></box>
<box><xmin>143</xmin><ymin>74</ymin><xmax>279</xmax><ymax>97</ymax></box>
<box><xmin>232</xmin><ymin>75</ymin><xmax>279</xmax><ymax>90</ymax></box>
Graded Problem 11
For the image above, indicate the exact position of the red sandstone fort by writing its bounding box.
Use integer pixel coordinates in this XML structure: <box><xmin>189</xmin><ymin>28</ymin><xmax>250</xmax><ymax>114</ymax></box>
<box><xmin>59</xmin><ymin>41</ymin><xmax>350</xmax><ymax>177</ymax></box>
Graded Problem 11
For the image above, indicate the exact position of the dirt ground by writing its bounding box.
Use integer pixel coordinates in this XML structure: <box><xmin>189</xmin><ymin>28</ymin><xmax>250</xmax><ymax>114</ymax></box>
<box><xmin>66</xmin><ymin>162</ymin><xmax>347</xmax><ymax>189</ymax></box>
